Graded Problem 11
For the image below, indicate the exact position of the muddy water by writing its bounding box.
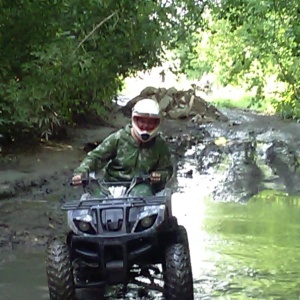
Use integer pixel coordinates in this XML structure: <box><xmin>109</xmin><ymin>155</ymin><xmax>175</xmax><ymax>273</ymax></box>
<box><xmin>174</xmin><ymin>160</ymin><xmax>300</xmax><ymax>300</ymax></box>
<box><xmin>0</xmin><ymin>250</ymin><xmax>48</xmax><ymax>300</ymax></box>
<box><xmin>2</xmin><ymin>160</ymin><xmax>300</xmax><ymax>299</ymax></box>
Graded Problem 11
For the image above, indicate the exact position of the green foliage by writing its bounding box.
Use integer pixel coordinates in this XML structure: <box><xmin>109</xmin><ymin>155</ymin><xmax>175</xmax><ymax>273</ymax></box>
<box><xmin>176</xmin><ymin>0</ymin><xmax>300</xmax><ymax>119</ymax></box>
<box><xmin>211</xmin><ymin>95</ymin><xmax>256</xmax><ymax>110</ymax></box>
<box><xmin>0</xmin><ymin>0</ymin><xmax>206</xmax><ymax>147</ymax></box>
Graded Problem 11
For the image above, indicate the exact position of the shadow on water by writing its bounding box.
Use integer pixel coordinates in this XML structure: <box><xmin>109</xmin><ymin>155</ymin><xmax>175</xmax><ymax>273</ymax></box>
<box><xmin>2</xmin><ymin>157</ymin><xmax>300</xmax><ymax>299</ymax></box>
<box><xmin>0</xmin><ymin>250</ymin><xmax>49</xmax><ymax>300</ymax></box>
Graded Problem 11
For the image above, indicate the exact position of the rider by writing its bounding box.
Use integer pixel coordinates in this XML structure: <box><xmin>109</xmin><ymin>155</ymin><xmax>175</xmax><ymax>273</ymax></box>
<box><xmin>71</xmin><ymin>98</ymin><xmax>174</xmax><ymax>196</ymax></box>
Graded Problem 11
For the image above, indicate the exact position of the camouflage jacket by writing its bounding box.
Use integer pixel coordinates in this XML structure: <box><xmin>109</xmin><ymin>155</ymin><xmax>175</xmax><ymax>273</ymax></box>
<box><xmin>74</xmin><ymin>124</ymin><xmax>174</xmax><ymax>186</ymax></box>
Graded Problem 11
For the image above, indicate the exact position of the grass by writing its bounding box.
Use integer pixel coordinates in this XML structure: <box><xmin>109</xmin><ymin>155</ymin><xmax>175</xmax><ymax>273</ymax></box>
<box><xmin>211</xmin><ymin>95</ymin><xmax>254</xmax><ymax>109</ymax></box>
<box><xmin>206</xmin><ymin>86</ymin><xmax>275</xmax><ymax>114</ymax></box>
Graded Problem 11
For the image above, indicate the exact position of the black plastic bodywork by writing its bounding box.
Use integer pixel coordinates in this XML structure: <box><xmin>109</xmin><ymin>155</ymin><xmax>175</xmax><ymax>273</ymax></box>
<box><xmin>63</xmin><ymin>194</ymin><xmax>178</xmax><ymax>288</ymax></box>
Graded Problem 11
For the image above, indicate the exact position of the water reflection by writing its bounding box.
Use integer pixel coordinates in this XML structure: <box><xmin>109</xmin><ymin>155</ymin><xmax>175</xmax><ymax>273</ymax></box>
<box><xmin>2</xmin><ymin>158</ymin><xmax>300</xmax><ymax>299</ymax></box>
<box><xmin>174</xmin><ymin>157</ymin><xmax>300</xmax><ymax>300</ymax></box>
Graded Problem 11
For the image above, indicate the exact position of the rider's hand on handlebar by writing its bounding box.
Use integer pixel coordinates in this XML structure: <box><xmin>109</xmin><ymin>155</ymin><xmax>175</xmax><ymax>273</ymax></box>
<box><xmin>72</xmin><ymin>174</ymin><xmax>82</xmax><ymax>186</ymax></box>
<box><xmin>150</xmin><ymin>172</ymin><xmax>161</xmax><ymax>183</ymax></box>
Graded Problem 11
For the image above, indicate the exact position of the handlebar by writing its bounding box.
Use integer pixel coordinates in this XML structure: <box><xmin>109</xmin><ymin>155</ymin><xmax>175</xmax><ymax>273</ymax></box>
<box><xmin>71</xmin><ymin>173</ymin><xmax>152</xmax><ymax>198</ymax></box>
<box><xmin>70</xmin><ymin>173</ymin><xmax>151</xmax><ymax>191</ymax></box>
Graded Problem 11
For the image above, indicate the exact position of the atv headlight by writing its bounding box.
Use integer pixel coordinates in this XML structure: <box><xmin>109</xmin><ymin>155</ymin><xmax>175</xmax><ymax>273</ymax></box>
<box><xmin>67</xmin><ymin>209</ymin><xmax>96</xmax><ymax>235</ymax></box>
<box><xmin>140</xmin><ymin>215</ymin><xmax>157</xmax><ymax>228</ymax></box>
<box><xmin>132</xmin><ymin>205</ymin><xmax>166</xmax><ymax>232</ymax></box>
<box><xmin>77</xmin><ymin>221</ymin><xmax>92</xmax><ymax>232</ymax></box>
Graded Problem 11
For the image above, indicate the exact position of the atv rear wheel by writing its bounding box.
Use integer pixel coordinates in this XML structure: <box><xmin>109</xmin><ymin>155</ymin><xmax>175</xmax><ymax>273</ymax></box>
<box><xmin>164</xmin><ymin>227</ymin><xmax>193</xmax><ymax>300</ymax></box>
<box><xmin>46</xmin><ymin>240</ymin><xmax>75</xmax><ymax>300</ymax></box>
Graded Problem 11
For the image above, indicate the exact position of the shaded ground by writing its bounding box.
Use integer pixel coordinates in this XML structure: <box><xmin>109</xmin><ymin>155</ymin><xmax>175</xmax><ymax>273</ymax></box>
<box><xmin>0</xmin><ymin>112</ymin><xmax>130</xmax><ymax>251</ymax></box>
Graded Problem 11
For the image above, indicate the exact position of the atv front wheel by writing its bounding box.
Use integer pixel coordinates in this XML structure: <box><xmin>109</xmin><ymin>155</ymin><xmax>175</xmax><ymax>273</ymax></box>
<box><xmin>46</xmin><ymin>240</ymin><xmax>75</xmax><ymax>300</ymax></box>
<box><xmin>177</xmin><ymin>225</ymin><xmax>190</xmax><ymax>248</ymax></box>
<box><xmin>164</xmin><ymin>242</ymin><xmax>194</xmax><ymax>300</ymax></box>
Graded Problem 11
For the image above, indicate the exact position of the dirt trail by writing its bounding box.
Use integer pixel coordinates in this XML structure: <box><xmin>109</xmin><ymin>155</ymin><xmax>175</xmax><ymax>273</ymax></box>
<box><xmin>2</xmin><ymin>106</ymin><xmax>300</xmax><ymax>251</ymax></box>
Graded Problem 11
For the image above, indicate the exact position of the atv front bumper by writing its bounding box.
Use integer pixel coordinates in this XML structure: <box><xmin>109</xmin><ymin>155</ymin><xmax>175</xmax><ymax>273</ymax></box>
<box><xmin>69</xmin><ymin>229</ymin><xmax>167</xmax><ymax>285</ymax></box>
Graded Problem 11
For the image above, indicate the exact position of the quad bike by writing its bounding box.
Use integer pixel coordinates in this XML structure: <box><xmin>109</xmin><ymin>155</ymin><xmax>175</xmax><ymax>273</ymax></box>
<box><xmin>45</xmin><ymin>174</ymin><xmax>194</xmax><ymax>299</ymax></box>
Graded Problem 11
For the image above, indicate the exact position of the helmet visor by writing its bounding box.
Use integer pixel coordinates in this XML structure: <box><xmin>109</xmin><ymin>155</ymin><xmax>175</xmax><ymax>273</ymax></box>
<box><xmin>133</xmin><ymin>116</ymin><xmax>160</xmax><ymax>132</ymax></box>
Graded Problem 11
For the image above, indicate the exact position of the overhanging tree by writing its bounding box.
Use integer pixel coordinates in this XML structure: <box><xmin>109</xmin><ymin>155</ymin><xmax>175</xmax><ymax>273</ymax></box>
<box><xmin>0</xmin><ymin>0</ymin><xmax>207</xmax><ymax>144</ymax></box>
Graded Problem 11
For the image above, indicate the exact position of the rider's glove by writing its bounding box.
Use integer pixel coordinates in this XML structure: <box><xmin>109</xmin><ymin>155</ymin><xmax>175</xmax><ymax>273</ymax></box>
<box><xmin>71</xmin><ymin>174</ymin><xmax>82</xmax><ymax>186</ymax></box>
<box><xmin>150</xmin><ymin>172</ymin><xmax>161</xmax><ymax>183</ymax></box>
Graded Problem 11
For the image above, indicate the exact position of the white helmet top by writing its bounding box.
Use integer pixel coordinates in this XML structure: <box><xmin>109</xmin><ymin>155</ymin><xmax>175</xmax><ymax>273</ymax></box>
<box><xmin>132</xmin><ymin>99</ymin><xmax>162</xmax><ymax>143</ymax></box>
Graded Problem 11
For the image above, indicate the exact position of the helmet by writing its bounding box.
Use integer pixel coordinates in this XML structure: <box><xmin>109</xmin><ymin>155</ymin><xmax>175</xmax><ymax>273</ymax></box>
<box><xmin>132</xmin><ymin>99</ymin><xmax>162</xmax><ymax>143</ymax></box>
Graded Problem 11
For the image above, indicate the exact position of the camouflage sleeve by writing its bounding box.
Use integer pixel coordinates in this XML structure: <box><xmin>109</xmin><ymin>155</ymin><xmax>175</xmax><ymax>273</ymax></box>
<box><xmin>155</xmin><ymin>138</ymin><xmax>174</xmax><ymax>185</ymax></box>
<box><xmin>73</xmin><ymin>131</ymin><xmax>119</xmax><ymax>175</ymax></box>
